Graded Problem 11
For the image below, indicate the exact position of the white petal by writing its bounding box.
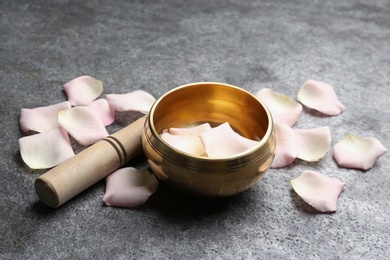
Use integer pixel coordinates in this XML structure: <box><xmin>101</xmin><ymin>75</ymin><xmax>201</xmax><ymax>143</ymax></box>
<box><xmin>333</xmin><ymin>134</ymin><xmax>387</xmax><ymax>170</ymax></box>
<box><xmin>58</xmin><ymin>107</ymin><xmax>109</xmax><ymax>146</ymax></box>
<box><xmin>291</xmin><ymin>170</ymin><xmax>346</xmax><ymax>212</ymax></box>
<box><xmin>297</xmin><ymin>80</ymin><xmax>344</xmax><ymax>116</ymax></box>
<box><xmin>103</xmin><ymin>167</ymin><xmax>158</xmax><ymax>208</ymax></box>
<box><xmin>200</xmin><ymin>122</ymin><xmax>259</xmax><ymax>157</ymax></box>
<box><xmin>87</xmin><ymin>98</ymin><xmax>115</xmax><ymax>126</ymax></box>
<box><xmin>255</xmin><ymin>88</ymin><xmax>303</xmax><ymax>127</ymax></box>
<box><xmin>19</xmin><ymin>127</ymin><xmax>75</xmax><ymax>169</ymax></box>
<box><xmin>106</xmin><ymin>90</ymin><xmax>156</xmax><ymax>114</ymax></box>
<box><xmin>271</xmin><ymin>122</ymin><xmax>298</xmax><ymax>168</ymax></box>
<box><xmin>169</xmin><ymin>123</ymin><xmax>212</xmax><ymax>136</ymax></box>
<box><xmin>295</xmin><ymin>126</ymin><xmax>331</xmax><ymax>162</ymax></box>
<box><xmin>64</xmin><ymin>75</ymin><xmax>103</xmax><ymax>106</ymax></box>
<box><xmin>19</xmin><ymin>101</ymin><xmax>71</xmax><ymax>133</ymax></box>
<box><xmin>161</xmin><ymin>132</ymin><xmax>206</xmax><ymax>156</ymax></box>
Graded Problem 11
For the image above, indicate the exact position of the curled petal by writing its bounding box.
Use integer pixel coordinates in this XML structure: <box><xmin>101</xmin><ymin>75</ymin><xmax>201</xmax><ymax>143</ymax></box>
<box><xmin>87</xmin><ymin>98</ymin><xmax>115</xmax><ymax>126</ymax></box>
<box><xmin>200</xmin><ymin>122</ymin><xmax>259</xmax><ymax>157</ymax></box>
<box><xmin>169</xmin><ymin>123</ymin><xmax>212</xmax><ymax>136</ymax></box>
<box><xmin>103</xmin><ymin>167</ymin><xmax>158</xmax><ymax>208</ymax></box>
<box><xmin>333</xmin><ymin>134</ymin><xmax>387</xmax><ymax>170</ymax></box>
<box><xmin>271</xmin><ymin>123</ymin><xmax>298</xmax><ymax>168</ymax></box>
<box><xmin>19</xmin><ymin>127</ymin><xmax>75</xmax><ymax>169</ymax></box>
<box><xmin>19</xmin><ymin>101</ymin><xmax>71</xmax><ymax>133</ymax></box>
<box><xmin>255</xmin><ymin>88</ymin><xmax>303</xmax><ymax>127</ymax></box>
<box><xmin>58</xmin><ymin>107</ymin><xmax>109</xmax><ymax>146</ymax></box>
<box><xmin>161</xmin><ymin>123</ymin><xmax>211</xmax><ymax>156</ymax></box>
<box><xmin>106</xmin><ymin>90</ymin><xmax>156</xmax><ymax>114</ymax></box>
<box><xmin>297</xmin><ymin>80</ymin><xmax>344</xmax><ymax>116</ymax></box>
<box><xmin>64</xmin><ymin>75</ymin><xmax>103</xmax><ymax>106</ymax></box>
<box><xmin>295</xmin><ymin>126</ymin><xmax>331</xmax><ymax>162</ymax></box>
<box><xmin>291</xmin><ymin>170</ymin><xmax>346</xmax><ymax>212</ymax></box>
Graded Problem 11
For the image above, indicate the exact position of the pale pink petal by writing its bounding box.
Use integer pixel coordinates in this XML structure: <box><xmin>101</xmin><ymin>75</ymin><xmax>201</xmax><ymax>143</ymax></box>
<box><xmin>161</xmin><ymin>132</ymin><xmax>206</xmax><ymax>156</ymax></box>
<box><xmin>160</xmin><ymin>123</ymin><xmax>212</xmax><ymax>156</ymax></box>
<box><xmin>271</xmin><ymin>123</ymin><xmax>298</xmax><ymax>168</ymax></box>
<box><xmin>297</xmin><ymin>80</ymin><xmax>344</xmax><ymax>116</ymax></box>
<box><xmin>19</xmin><ymin>127</ymin><xmax>75</xmax><ymax>169</ymax></box>
<box><xmin>58</xmin><ymin>107</ymin><xmax>109</xmax><ymax>146</ymax></box>
<box><xmin>19</xmin><ymin>101</ymin><xmax>71</xmax><ymax>133</ymax></box>
<box><xmin>200</xmin><ymin>122</ymin><xmax>259</xmax><ymax>157</ymax></box>
<box><xmin>64</xmin><ymin>75</ymin><xmax>103</xmax><ymax>106</ymax></box>
<box><xmin>169</xmin><ymin>123</ymin><xmax>212</xmax><ymax>136</ymax></box>
<box><xmin>333</xmin><ymin>134</ymin><xmax>387</xmax><ymax>170</ymax></box>
<box><xmin>295</xmin><ymin>126</ymin><xmax>331</xmax><ymax>162</ymax></box>
<box><xmin>103</xmin><ymin>167</ymin><xmax>158</xmax><ymax>208</ymax></box>
<box><xmin>291</xmin><ymin>170</ymin><xmax>346</xmax><ymax>212</ymax></box>
<box><xmin>87</xmin><ymin>98</ymin><xmax>115</xmax><ymax>126</ymax></box>
<box><xmin>255</xmin><ymin>88</ymin><xmax>303</xmax><ymax>127</ymax></box>
<box><xmin>106</xmin><ymin>90</ymin><xmax>156</xmax><ymax>114</ymax></box>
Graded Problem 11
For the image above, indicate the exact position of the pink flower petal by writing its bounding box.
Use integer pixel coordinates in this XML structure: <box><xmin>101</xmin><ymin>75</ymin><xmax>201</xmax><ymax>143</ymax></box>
<box><xmin>271</xmin><ymin>123</ymin><xmax>298</xmax><ymax>168</ymax></box>
<box><xmin>103</xmin><ymin>167</ymin><xmax>158</xmax><ymax>208</ymax></box>
<box><xmin>169</xmin><ymin>123</ymin><xmax>212</xmax><ymax>136</ymax></box>
<box><xmin>295</xmin><ymin>126</ymin><xmax>331</xmax><ymax>162</ymax></box>
<box><xmin>291</xmin><ymin>170</ymin><xmax>346</xmax><ymax>212</ymax></box>
<box><xmin>161</xmin><ymin>123</ymin><xmax>212</xmax><ymax>156</ymax></box>
<box><xmin>106</xmin><ymin>90</ymin><xmax>156</xmax><ymax>114</ymax></box>
<box><xmin>19</xmin><ymin>101</ymin><xmax>71</xmax><ymax>133</ymax></box>
<box><xmin>58</xmin><ymin>107</ymin><xmax>109</xmax><ymax>146</ymax></box>
<box><xmin>333</xmin><ymin>134</ymin><xmax>387</xmax><ymax>170</ymax></box>
<box><xmin>255</xmin><ymin>88</ymin><xmax>303</xmax><ymax>127</ymax></box>
<box><xmin>64</xmin><ymin>75</ymin><xmax>103</xmax><ymax>106</ymax></box>
<box><xmin>297</xmin><ymin>80</ymin><xmax>344</xmax><ymax>116</ymax></box>
<box><xmin>200</xmin><ymin>122</ymin><xmax>259</xmax><ymax>157</ymax></box>
<box><xmin>19</xmin><ymin>127</ymin><xmax>75</xmax><ymax>169</ymax></box>
<box><xmin>87</xmin><ymin>98</ymin><xmax>115</xmax><ymax>126</ymax></box>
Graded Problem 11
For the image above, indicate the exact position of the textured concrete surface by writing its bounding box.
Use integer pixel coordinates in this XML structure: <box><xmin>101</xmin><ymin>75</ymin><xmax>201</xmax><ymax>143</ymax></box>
<box><xmin>1</xmin><ymin>0</ymin><xmax>390</xmax><ymax>259</ymax></box>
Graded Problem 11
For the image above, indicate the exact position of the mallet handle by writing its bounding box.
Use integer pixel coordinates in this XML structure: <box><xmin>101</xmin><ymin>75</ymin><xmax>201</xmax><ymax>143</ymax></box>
<box><xmin>35</xmin><ymin>117</ymin><xmax>146</xmax><ymax>208</ymax></box>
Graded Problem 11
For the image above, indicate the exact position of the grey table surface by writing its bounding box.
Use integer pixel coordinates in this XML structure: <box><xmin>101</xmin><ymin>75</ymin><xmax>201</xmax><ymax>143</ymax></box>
<box><xmin>1</xmin><ymin>0</ymin><xmax>389</xmax><ymax>259</ymax></box>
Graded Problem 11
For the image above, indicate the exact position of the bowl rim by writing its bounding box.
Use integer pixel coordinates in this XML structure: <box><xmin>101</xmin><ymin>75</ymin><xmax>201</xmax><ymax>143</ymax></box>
<box><xmin>147</xmin><ymin>82</ymin><xmax>274</xmax><ymax>162</ymax></box>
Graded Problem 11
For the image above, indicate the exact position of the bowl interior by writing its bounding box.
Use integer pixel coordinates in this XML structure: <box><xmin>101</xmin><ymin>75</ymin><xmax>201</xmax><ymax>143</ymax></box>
<box><xmin>150</xmin><ymin>82</ymin><xmax>270</xmax><ymax>143</ymax></box>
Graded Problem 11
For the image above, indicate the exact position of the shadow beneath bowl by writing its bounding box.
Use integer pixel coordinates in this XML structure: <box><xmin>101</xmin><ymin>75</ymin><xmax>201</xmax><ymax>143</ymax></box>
<box><xmin>146</xmin><ymin>181</ymin><xmax>260</xmax><ymax>221</ymax></box>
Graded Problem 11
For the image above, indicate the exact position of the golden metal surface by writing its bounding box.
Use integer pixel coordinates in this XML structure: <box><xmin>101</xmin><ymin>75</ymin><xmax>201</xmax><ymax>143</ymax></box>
<box><xmin>142</xmin><ymin>82</ymin><xmax>276</xmax><ymax>197</ymax></box>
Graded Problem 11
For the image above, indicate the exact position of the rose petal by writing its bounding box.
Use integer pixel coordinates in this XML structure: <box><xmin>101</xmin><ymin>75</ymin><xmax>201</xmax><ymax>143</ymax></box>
<box><xmin>160</xmin><ymin>123</ymin><xmax>212</xmax><ymax>156</ymax></box>
<box><xmin>58</xmin><ymin>107</ymin><xmax>109</xmax><ymax>146</ymax></box>
<box><xmin>169</xmin><ymin>123</ymin><xmax>212</xmax><ymax>136</ymax></box>
<box><xmin>103</xmin><ymin>167</ymin><xmax>158</xmax><ymax>208</ymax></box>
<box><xmin>291</xmin><ymin>170</ymin><xmax>346</xmax><ymax>212</ymax></box>
<box><xmin>200</xmin><ymin>122</ymin><xmax>259</xmax><ymax>157</ymax></box>
<box><xmin>161</xmin><ymin>132</ymin><xmax>206</xmax><ymax>156</ymax></box>
<box><xmin>19</xmin><ymin>127</ymin><xmax>75</xmax><ymax>169</ymax></box>
<box><xmin>271</xmin><ymin>122</ymin><xmax>298</xmax><ymax>168</ymax></box>
<box><xmin>87</xmin><ymin>98</ymin><xmax>115</xmax><ymax>126</ymax></box>
<box><xmin>295</xmin><ymin>126</ymin><xmax>331</xmax><ymax>162</ymax></box>
<box><xmin>297</xmin><ymin>80</ymin><xmax>344</xmax><ymax>116</ymax></box>
<box><xmin>106</xmin><ymin>90</ymin><xmax>156</xmax><ymax>114</ymax></box>
<box><xmin>19</xmin><ymin>101</ymin><xmax>71</xmax><ymax>133</ymax></box>
<box><xmin>333</xmin><ymin>134</ymin><xmax>387</xmax><ymax>170</ymax></box>
<box><xmin>255</xmin><ymin>88</ymin><xmax>303</xmax><ymax>127</ymax></box>
<box><xmin>64</xmin><ymin>75</ymin><xmax>103</xmax><ymax>106</ymax></box>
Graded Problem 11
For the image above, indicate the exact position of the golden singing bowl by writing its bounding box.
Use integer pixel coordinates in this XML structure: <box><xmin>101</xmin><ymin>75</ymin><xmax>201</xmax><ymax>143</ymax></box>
<box><xmin>142</xmin><ymin>82</ymin><xmax>276</xmax><ymax>197</ymax></box>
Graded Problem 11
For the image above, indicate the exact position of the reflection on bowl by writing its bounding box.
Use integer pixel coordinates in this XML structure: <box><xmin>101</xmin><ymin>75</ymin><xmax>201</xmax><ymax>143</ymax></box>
<box><xmin>142</xmin><ymin>82</ymin><xmax>276</xmax><ymax>197</ymax></box>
